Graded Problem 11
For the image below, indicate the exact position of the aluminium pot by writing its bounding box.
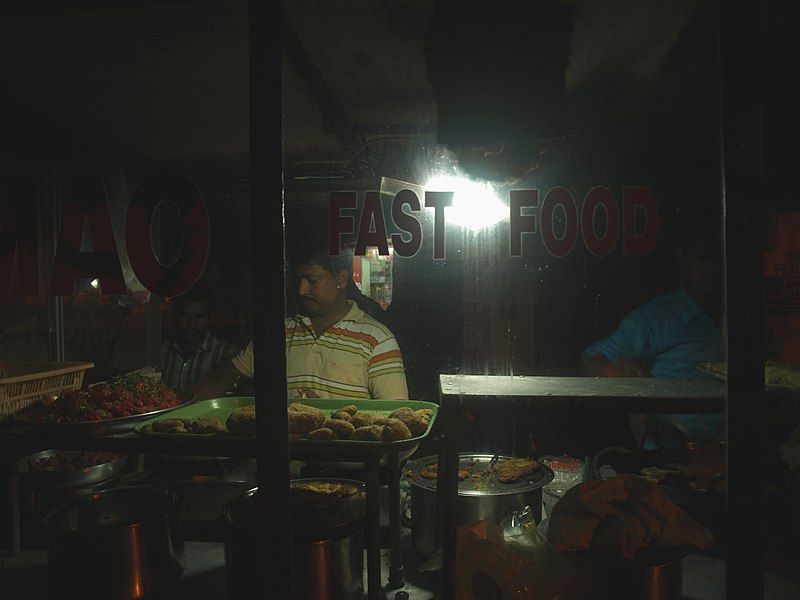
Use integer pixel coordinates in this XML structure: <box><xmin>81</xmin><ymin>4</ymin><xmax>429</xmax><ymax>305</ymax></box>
<box><xmin>405</xmin><ymin>453</ymin><xmax>554</xmax><ymax>558</ymax></box>
<box><xmin>41</xmin><ymin>485</ymin><xmax>185</xmax><ymax>600</ymax></box>
<box><xmin>223</xmin><ymin>479</ymin><xmax>366</xmax><ymax>600</ymax></box>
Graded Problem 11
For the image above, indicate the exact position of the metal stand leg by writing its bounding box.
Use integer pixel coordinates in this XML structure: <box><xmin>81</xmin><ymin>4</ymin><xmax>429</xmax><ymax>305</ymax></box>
<box><xmin>439</xmin><ymin>397</ymin><xmax>460</xmax><ymax>600</ymax></box>
<box><xmin>365</xmin><ymin>456</ymin><xmax>384</xmax><ymax>600</ymax></box>
<box><xmin>387</xmin><ymin>452</ymin><xmax>404</xmax><ymax>589</ymax></box>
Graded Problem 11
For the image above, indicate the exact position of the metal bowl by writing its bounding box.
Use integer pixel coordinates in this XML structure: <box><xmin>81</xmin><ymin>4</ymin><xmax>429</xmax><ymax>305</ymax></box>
<box><xmin>42</xmin><ymin>486</ymin><xmax>185</xmax><ymax>600</ymax></box>
<box><xmin>18</xmin><ymin>449</ymin><xmax>128</xmax><ymax>489</ymax></box>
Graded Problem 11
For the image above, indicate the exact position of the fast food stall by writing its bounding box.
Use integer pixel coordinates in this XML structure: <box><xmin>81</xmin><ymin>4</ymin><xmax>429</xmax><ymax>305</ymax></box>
<box><xmin>2</xmin><ymin>1</ymin><xmax>800</xmax><ymax>599</ymax></box>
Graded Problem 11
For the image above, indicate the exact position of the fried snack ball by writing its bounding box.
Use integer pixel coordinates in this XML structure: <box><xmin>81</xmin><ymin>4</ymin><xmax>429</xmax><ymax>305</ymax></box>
<box><xmin>388</xmin><ymin>407</ymin><xmax>412</xmax><ymax>418</ymax></box>
<box><xmin>350</xmin><ymin>413</ymin><xmax>385</xmax><ymax>429</ymax></box>
<box><xmin>288</xmin><ymin>410</ymin><xmax>326</xmax><ymax>434</ymax></box>
<box><xmin>324</xmin><ymin>417</ymin><xmax>355</xmax><ymax>439</ymax></box>
<box><xmin>330</xmin><ymin>411</ymin><xmax>352</xmax><ymax>422</ymax></box>
<box><xmin>381</xmin><ymin>418</ymin><xmax>412</xmax><ymax>441</ymax></box>
<box><xmin>415</xmin><ymin>408</ymin><xmax>434</xmax><ymax>421</ymax></box>
<box><xmin>387</xmin><ymin>408</ymin><xmax>428</xmax><ymax>436</ymax></box>
<box><xmin>307</xmin><ymin>427</ymin><xmax>337</xmax><ymax>440</ymax></box>
<box><xmin>350</xmin><ymin>425</ymin><xmax>384</xmax><ymax>441</ymax></box>
<box><xmin>337</xmin><ymin>404</ymin><xmax>359</xmax><ymax>416</ymax></box>
<box><xmin>286</xmin><ymin>403</ymin><xmax>326</xmax><ymax>433</ymax></box>
<box><xmin>227</xmin><ymin>406</ymin><xmax>257</xmax><ymax>436</ymax></box>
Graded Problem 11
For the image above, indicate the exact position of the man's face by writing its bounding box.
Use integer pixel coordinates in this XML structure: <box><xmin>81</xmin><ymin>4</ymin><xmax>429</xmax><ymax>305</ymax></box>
<box><xmin>173</xmin><ymin>299</ymin><xmax>210</xmax><ymax>347</ymax></box>
<box><xmin>292</xmin><ymin>263</ymin><xmax>345</xmax><ymax>317</ymax></box>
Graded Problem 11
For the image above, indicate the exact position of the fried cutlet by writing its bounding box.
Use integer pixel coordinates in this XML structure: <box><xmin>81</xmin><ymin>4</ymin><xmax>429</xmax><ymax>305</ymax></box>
<box><xmin>151</xmin><ymin>419</ymin><xmax>189</xmax><ymax>433</ymax></box>
<box><xmin>187</xmin><ymin>417</ymin><xmax>228</xmax><ymax>434</ymax></box>
<box><xmin>350</xmin><ymin>425</ymin><xmax>384</xmax><ymax>441</ymax></box>
<box><xmin>493</xmin><ymin>458</ymin><xmax>539</xmax><ymax>483</ymax></box>
<box><xmin>386</xmin><ymin>407</ymin><xmax>428</xmax><ymax>436</ymax></box>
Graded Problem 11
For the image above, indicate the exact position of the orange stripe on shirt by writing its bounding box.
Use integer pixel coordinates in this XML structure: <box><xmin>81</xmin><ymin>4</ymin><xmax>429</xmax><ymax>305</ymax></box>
<box><xmin>369</xmin><ymin>349</ymin><xmax>403</xmax><ymax>365</ymax></box>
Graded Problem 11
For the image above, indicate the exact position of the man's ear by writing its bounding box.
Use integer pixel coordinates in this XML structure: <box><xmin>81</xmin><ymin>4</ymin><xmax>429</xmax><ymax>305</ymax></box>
<box><xmin>335</xmin><ymin>269</ymin><xmax>348</xmax><ymax>288</ymax></box>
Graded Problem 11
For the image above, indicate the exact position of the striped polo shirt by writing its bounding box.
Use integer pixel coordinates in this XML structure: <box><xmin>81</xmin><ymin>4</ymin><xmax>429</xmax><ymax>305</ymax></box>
<box><xmin>161</xmin><ymin>332</ymin><xmax>240</xmax><ymax>396</ymax></box>
<box><xmin>231</xmin><ymin>301</ymin><xmax>408</xmax><ymax>400</ymax></box>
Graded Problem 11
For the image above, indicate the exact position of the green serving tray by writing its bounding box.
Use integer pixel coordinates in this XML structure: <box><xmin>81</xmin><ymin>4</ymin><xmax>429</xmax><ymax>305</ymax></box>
<box><xmin>133</xmin><ymin>396</ymin><xmax>438</xmax><ymax>455</ymax></box>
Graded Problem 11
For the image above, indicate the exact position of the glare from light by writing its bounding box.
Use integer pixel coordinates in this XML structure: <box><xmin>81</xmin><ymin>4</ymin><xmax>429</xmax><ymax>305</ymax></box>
<box><xmin>90</xmin><ymin>279</ymin><xmax>99</xmax><ymax>288</ymax></box>
<box><xmin>425</xmin><ymin>175</ymin><xmax>507</xmax><ymax>231</ymax></box>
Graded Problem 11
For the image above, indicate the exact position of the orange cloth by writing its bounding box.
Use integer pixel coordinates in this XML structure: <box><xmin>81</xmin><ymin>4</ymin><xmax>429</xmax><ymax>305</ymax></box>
<box><xmin>547</xmin><ymin>474</ymin><xmax>714</xmax><ymax>559</ymax></box>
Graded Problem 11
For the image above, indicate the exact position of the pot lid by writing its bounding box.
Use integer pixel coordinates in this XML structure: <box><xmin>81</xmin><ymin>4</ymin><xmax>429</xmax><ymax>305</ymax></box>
<box><xmin>404</xmin><ymin>453</ymin><xmax>554</xmax><ymax>496</ymax></box>
<box><xmin>225</xmin><ymin>478</ymin><xmax>366</xmax><ymax>541</ymax></box>
<box><xmin>41</xmin><ymin>486</ymin><xmax>183</xmax><ymax>534</ymax></box>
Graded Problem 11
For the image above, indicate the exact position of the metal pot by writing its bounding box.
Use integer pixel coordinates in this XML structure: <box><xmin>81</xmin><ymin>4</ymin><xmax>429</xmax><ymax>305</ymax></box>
<box><xmin>405</xmin><ymin>453</ymin><xmax>554</xmax><ymax>558</ymax></box>
<box><xmin>223</xmin><ymin>479</ymin><xmax>366</xmax><ymax>600</ymax></box>
<box><xmin>41</xmin><ymin>485</ymin><xmax>185</xmax><ymax>600</ymax></box>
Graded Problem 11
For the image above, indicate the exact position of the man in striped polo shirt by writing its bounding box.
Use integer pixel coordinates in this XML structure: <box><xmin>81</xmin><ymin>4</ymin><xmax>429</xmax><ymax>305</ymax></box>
<box><xmin>195</xmin><ymin>247</ymin><xmax>408</xmax><ymax>401</ymax></box>
<box><xmin>161</xmin><ymin>288</ymin><xmax>240</xmax><ymax>397</ymax></box>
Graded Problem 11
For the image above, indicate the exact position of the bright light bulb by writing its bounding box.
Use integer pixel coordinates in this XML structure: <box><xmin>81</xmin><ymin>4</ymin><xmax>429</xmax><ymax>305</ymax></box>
<box><xmin>90</xmin><ymin>279</ymin><xmax>99</xmax><ymax>288</ymax></box>
<box><xmin>425</xmin><ymin>175</ymin><xmax>507</xmax><ymax>231</ymax></box>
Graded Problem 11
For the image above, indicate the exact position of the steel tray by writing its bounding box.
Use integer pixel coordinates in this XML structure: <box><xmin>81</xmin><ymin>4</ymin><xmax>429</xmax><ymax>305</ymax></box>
<box><xmin>13</xmin><ymin>396</ymin><xmax>195</xmax><ymax>434</ymax></box>
<box><xmin>133</xmin><ymin>397</ymin><xmax>438</xmax><ymax>458</ymax></box>
<box><xmin>18</xmin><ymin>449</ymin><xmax>128</xmax><ymax>488</ymax></box>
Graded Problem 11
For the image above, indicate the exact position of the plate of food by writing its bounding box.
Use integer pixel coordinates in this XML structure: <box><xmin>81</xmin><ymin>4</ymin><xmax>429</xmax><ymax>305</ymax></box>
<box><xmin>13</xmin><ymin>372</ymin><xmax>190</xmax><ymax>433</ymax></box>
<box><xmin>698</xmin><ymin>360</ymin><xmax>800</xmax><ymax>397</ymax></box>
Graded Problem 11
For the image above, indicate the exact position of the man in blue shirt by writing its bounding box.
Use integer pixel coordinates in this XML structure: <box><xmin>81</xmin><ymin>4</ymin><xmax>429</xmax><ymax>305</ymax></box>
<box><xmin>581</xmin><ymin>237</ymin><xmax>724</xmax><ymax>449</ymax></box>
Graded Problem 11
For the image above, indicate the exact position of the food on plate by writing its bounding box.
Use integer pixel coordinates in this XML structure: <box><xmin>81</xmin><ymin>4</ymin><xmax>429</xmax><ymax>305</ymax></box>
<box><xmin>350</xmin><ymin>425</ymin><xmax>385</xmax><ymax>441</ymax></box>
<box><xmin>350</xmin><ymin>412</ymin><xmax>387</xmax><ymax>429</ymax></box>
<box><xmin>227</xmin><ymin>405</ymin><xmax>257</xmax><ymax>436</ymax></box>
<box><xmin>151</xmin><ymin>419</ymin><xmax>189</xmax><ymax>433</ymax></box>
<box><xmin>330</xmin><ymin>410</ymin><xmax>353</xmax><ymax>422</ymax></box>
<box><xmin>387</xmin><ymin>407</ymin><xmax>429</xmax><ymax>436</ymax></box>
<box><xmin>324</xmin><ymin>417</ymin><xmax>355</xmax><ymax>438</ymax></box>
<box><xmin>288</xmin><ymin>404</ymin><xmax>326</xmax><ymax>434</ymax></box>
<box><xmin>640</xmin><ymin>466</ymin><xmax>670</xmax><ymax>483</ymax></box>
<box><xmin>700</xmin><ymin>360</ymin><xmax>800</xmax><ymax>388</ymax></box>
<box><xmin>145</xmin><ymin>417</ymin><xmax>228</xmax><ymax>434</ymax></box>
<box><xmin>493</xmin><ymin>458</ymin><xmax>539</xmax><ymax>483</ymax></box>
<box><xmin>337</xmin><ymin>404</ymin><xmax>359</xmax><ymax>416</ymax></box>
<box><xmin>418</xmin><ymin>463</ymin><xmax>469</xmax><ymax>480</ymax></box>
<box><xmin>28</xmin><ymin>450</ymin><xmax>121</xmax><ymax>471</ymax></box>
<box><xmin>187</xmin><ymin>417</ymin><xmax>228</xmax><ymax>434</ymax></box>
<box><xmin>415</xmin><ymin>408</ymin><xmax>434</xmax><ymax>421</ymax></box>
<box><xmin>307</xmin><ymin>427</ymin><xmax>337</xmax><ymax>440</ymax></box>
<box><xmin>381</xmin><ymin>417</ymin><xmax>412</xmax><ymax>441</ymax></box>
<box><xmin>24</xmin><ymin>373</ymin><xmax>181</xmax><ymax>424</ymax></box>
<box><xmin>292</xmin><ymin>481</ymin><xmax>362</xmax><ymax>509</ymax></box>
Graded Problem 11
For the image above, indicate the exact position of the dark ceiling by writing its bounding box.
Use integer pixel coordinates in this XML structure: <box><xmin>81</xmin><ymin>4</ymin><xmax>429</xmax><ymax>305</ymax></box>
<box><xmin>0</xmin><ymin>0</ymin><xmax>710</xmax><ymax>182</ymax></box>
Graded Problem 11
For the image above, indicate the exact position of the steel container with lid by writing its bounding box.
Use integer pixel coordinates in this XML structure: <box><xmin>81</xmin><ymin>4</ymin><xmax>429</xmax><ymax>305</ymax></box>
<box><xmin>404</xmin><ymin>453</ymin><xmax>554</xmax><ymax>558</ymax></box>
<box><xmin>223</xmin><ymin>478</ymin><xmax>366</xmax><ymax>600</ymax></box>
<box><xmin>41</xmin><ymin>485</ymin><xmax>185</xmax><ymax>599</ymax></box>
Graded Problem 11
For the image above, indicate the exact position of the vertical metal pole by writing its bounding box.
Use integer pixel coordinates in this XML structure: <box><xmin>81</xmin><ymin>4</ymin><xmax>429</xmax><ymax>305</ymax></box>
<box><xmin>365</xmin><ymin>456</ymin><xmax>383</xmax><ymax>600</ymax></box>
<box><xmin>251</xmin><ymin>2</ymin><xmax>291</xmax><ymax>599</ymax></box>
<box><xmin>439</xmin><ymin>394</ymin><xmax>460</xmax><ymax>599</ymax></box>
<box><xmin>717</xmin><ymin>1</ymin><xmax>764</xmax><ymax>598</ymax></box>
<box><xmin>387</xmin><ymin>452</ymin><xmax>405</xmax><ymax>589</ymax></box>
<box><xmin>43</xmin><ymin>150</ymin><xmax>64</xmax><ymax>361</ymax></box>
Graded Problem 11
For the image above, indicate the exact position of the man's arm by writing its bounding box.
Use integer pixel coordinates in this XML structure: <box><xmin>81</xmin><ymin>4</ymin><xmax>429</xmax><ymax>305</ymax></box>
<box><xmin>195</xmin><ymin>341</ymin><xmax>254</xmax><ymax>400</ymax></box>
<box><xmin>581</xmin><ymin>354</ymin><xmax>651</xmax><ymax>377</ymax></box>
<box><xmin>367</xmin><ymin>336</ymin><xmax>409</xmax><ymax>400</ymax></box>
<box><xmin>194</xmin><ymin>361</ymin><xmax>247</xmax><ymax>400</ymax></box>
<box><xmin>580</xmin><ymin>308</ymin><xmax>653</xmax><ymax>377</ymax></box>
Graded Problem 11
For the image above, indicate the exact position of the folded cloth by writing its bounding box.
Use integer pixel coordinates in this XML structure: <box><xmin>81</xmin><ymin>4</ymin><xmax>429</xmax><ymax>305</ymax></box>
<box><xmin>547</xmin><ymin>474</ymin><xmax>714</xmax><ymax>559</ymax></box>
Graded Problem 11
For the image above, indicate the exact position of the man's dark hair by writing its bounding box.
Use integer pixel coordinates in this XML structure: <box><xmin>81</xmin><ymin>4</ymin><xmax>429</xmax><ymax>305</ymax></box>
<box><xmin>172</xmin><ymin>285</ymin><xmax>213</xmax><ymax>313</ymax></box>
<box><xmin>286</xmin><ymin>239</ymin><xmax>353</xmax><ymax>279</ymax></box>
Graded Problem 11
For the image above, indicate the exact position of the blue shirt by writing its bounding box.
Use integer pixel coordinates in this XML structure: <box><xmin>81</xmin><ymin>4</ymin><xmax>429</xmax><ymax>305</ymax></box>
<box><xmin>582</xmin><ymin>286</ymin><xmax>722</xmax><ymax>447</ymax></box>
